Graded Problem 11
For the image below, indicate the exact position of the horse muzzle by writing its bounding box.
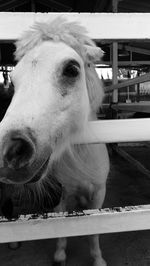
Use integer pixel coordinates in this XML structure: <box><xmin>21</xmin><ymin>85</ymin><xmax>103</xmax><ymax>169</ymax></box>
<box><xmin>2</xmin><ymin>129</ymin><xmax>37</xmax><ymax>169</ymax></box>
<box><xmin>0</xmin><ymin>156</ymin><xmax>50</xmax><ymax>184</ymax></box>
<box><xmin>0</xmin><ymin>129</ymin><xmax>51</xmax><ymax>184</ymax></box>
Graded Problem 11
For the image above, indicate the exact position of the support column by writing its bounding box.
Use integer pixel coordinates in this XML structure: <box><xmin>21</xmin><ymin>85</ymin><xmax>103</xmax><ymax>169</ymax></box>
<box><xmin>112</xmin><ymin>0</ymin><xmax>119</xmax><ymax>103</ymax></box>
<box><xmin>112</xmin><ymin>42</ymin><xmax>118</xmax><ymax>103</ymax></box>
<box><xmin>136</xmin><ymin>71</ymin><xmax>140</xmax><ymax>102</ymax></box>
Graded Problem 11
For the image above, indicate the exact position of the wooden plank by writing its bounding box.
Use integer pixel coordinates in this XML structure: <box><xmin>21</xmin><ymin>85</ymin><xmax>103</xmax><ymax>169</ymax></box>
<box><xmin>0</xmin><ymin>205</ymin><xmax>150</xmax><ymax>243</ymax></box>
<box><xmin>105</xmin><ymin>72</ymin><xmax>150</xmax><ymax>93</ymax></box>
<box><xmin>77</xmin><ymin>118</ymin><xmax>150</xmax><ymax>144</ymax></box>
<box><xmin>1</xmin><ymin>13</ymin><xmax>150</xmax><ymax>41</ymax></box>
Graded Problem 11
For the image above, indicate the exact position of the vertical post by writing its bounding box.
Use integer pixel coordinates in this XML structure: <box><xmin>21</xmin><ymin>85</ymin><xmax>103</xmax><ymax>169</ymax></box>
<box><xmin>112</xmin><ymin>42</ymin><xmax>118</xmax><ymax>103</ymax></box>
<box><xmin>136</xmin><ymin>71</ymin><xmax>140</xmax><ymax>102</ymax></box>
<box><xmin>112</xmin><ymin>0</ymin><xmax>118</xmax><ymax>103</ymax></box>
<box><xmin>126</xmin><ymin>86</ymin><xmax>130</xmax><ymax>103</ymax></box>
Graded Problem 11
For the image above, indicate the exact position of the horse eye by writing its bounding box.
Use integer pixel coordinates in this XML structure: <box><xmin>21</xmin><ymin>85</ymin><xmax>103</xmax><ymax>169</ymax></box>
<box><xmin>62</xmin><ymin>60</ymin><xmax>80</xmax><ymax>78</ymax></box>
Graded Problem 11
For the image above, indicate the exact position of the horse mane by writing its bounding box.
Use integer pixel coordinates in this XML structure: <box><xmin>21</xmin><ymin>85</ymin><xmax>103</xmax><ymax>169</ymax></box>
<box><xmin>15</xmin><ymin>17</ymin><xmax>104</xmax><ymax>112</ymax></box>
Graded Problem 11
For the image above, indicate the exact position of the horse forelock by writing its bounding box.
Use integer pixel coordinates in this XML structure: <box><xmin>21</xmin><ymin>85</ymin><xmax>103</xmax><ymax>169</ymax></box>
<box><xmin>15</xmin><ymin>16</ymin><xmax>104</xmax><ymax>112</ymax></box>
<box><xmin>15</xmin><ymin>17</ymin><xmax>92</xmax><ymax>61</ymax></box>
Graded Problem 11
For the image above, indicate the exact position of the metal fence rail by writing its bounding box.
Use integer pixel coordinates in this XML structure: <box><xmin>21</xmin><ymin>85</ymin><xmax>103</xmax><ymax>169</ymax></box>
<box><xmin>0</xmin><ymin>205</ymin><xmax>149</xmax><ymax>243</ymax></box>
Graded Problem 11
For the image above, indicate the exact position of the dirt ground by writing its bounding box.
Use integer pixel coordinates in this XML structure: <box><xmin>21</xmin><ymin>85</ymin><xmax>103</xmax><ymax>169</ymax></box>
<box><xmin>1</xmin><ymin>144</ymin><xmax>150</xmax><ymax>266</ymax></box>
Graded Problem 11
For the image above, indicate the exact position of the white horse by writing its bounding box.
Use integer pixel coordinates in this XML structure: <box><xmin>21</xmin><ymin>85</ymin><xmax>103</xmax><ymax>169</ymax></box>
<box><xmin>0</xmin><ymin>17</ymin><xmax>109</xmax><ymax>266</ymax></box>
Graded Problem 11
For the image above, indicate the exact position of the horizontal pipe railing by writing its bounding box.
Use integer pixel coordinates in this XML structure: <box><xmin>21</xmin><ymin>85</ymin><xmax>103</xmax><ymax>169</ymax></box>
<box><xmin>1</xmin><ymin>13</ymin><xmax>150</xmax><ymax>41</ymax></box>
<box><xmin>76</xmin><ymin>118</ymin><xmax>150</xmax><ymax>144</ymax></box>
<box><xmin>0</xmin><ymin>205</ymin><xmax>149</xmax><ymax>243</ymax></box>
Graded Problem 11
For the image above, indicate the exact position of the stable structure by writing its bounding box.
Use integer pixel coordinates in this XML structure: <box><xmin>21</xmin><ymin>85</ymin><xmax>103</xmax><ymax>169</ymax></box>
<box><xmin>0</xmin><ymin>12</ymin><xmax>150</xmax><ymax>243</ymax></box>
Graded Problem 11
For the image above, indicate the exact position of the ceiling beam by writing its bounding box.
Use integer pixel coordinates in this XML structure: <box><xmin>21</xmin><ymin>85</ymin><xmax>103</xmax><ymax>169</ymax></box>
<box><xmin>118</xmin><ymin>44</ymin><xmax>150</xmax><ymax>56</ymax></box>
<box><xmin>0</xmin><ymin>0</ymin><xmax>29</xmax><ymax>11</ymax></box>
<box><xmin>37</xmin><ymin>0</ymin><xmax>72</xmax><ymax>11</ymax></box>
<box><xmin>97</xmin><ymin>61</ymin><xmax>150</xmax><ymax>67</ymax></box>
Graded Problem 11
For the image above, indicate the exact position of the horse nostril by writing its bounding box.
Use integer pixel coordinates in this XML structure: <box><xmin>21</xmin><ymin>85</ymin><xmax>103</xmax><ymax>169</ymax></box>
<box><xmin>3</xmin><ymin>134</ymin><xmax>35</xmax><ymax>169</ymax></box>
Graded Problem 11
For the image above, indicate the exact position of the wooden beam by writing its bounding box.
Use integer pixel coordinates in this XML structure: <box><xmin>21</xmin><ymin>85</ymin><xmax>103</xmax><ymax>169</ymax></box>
<box><xmin>119</xmin><ymin>44</ymin><xmax>150</xmax><ymax>56</ymax></box>
<box><xmin>1</xmin><ymin>13</ymin><xmax>150</xmax><ymax>41</ymax></box>
<box><xmin>105</xmin><ymin>72</ymin><xmax>150</xmax><ymax>93</ymax></box>
<box><xmin>0</xmin><ymin>205</ymin><xmax>150</xmax><ymax>243</ymax></box>
<box><xmin>111</xmin><ymin>0</ymin><xmax>119</xmax><ymax>103</ymax></box>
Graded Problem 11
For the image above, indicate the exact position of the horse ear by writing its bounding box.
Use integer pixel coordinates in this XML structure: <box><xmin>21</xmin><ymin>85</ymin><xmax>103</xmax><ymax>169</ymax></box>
<box><xmin>84</xmin><ymin>45</ymin><xmax>104</xmax><ymax>63</ymax></box>
<box><xmin>85</xmin><ymin>64</ymin><xmax>104</xmax><ymax>113</ymax></box>
<box><xmin>84</xmin><ymin>45</ymin><xmax>104</xmax><ymax>112</ymax></box>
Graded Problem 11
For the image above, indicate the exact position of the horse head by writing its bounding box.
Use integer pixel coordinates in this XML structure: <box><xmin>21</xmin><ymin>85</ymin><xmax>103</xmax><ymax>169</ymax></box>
<box><xmin>0</xmin><ymin>17</ymin><xmax>104</xmax><ymax>185</ymax></box>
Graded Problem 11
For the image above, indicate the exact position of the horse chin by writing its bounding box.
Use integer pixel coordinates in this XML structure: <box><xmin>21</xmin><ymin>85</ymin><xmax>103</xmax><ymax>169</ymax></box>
<box><xmin>0</xmin><ymin>156</ymin><xmax>50</xmax><ymax>185</ymax></box>
<box><xmin>26</xmin><ymin>156</ymin><xmax>50</xmax><ymax>184</ymax></box>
